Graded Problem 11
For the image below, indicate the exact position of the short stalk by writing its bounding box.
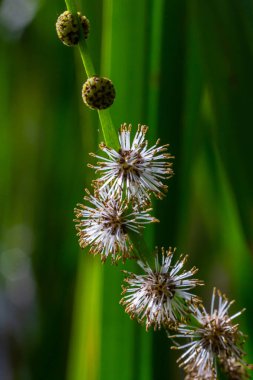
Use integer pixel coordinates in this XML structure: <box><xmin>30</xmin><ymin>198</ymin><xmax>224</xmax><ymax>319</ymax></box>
<box><xmin>65</xmin><ymin>0</ymin><xmax>76</xmax><ymax>14</ymax></box>
<box><xmin>129</xmin><ymin>231</ymin><xmax>151</xmax><ymax>263</ymax></box>
<box><xmin>98</xmin><ymin>110</ymin><xmax>119</xmax><ymax>148</ymax></box>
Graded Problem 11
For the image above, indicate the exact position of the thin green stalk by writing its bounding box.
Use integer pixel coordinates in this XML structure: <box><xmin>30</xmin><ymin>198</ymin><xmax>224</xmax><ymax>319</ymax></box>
<box><xmin>129</xmin><ymin>230</ymin><xmax>152</xmax><ymax>263</ymax></box>
<box><xmin>65</xmin><ymin>0</ymin><xmax>77</xmax><ymax>14</ymax></box>
<box><xmin>78</xmin><ymin>39</ymin><xmax>96</xmax><ymax>77</ymax></box>
<box><xmin>98</xmin><ymin>110</ymin><xmax>119</xmax><ymax>148</ymax></box>
<box><xmin>64</xmin><ymin>0</ymin><xmax>119</xmax><ymax>150</ymax></box>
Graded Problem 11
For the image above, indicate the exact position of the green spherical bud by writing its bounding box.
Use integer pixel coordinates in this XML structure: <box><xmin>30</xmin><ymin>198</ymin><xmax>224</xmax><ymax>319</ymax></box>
<box><xmin>82</xmin><ymin>76</ymin><xmax>116</xmax><ymax>110</ymax></box>
<box><xmin>56</xmin><ymin>11</ymin><xmax>90</xmax><ymax>46</ymax></box>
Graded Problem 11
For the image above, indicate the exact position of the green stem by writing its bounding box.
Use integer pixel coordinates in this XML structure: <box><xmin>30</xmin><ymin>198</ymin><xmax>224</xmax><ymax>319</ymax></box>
<box><xmin>98</xmin><ymin>110</ymin><xmax>119</xmax><ymax>148</ymax></box>
<box><xmin>65</xmin><ymin>0</ymin><xmax>77</xmax><ymax>14</ymax></box>
<box><xmin>78</xmin><ymin>39</ymin><xmax>95</xmax><ymax>77</ymax></box>
<box><xmin>129</xmin><ymin>231</ymin><xmax>152</xmax><ymax>263</ymax></box>
<box><xmin>64</xmin><ymin>0</ymin><xmax>119</xmax><ymax>150</ymax></box>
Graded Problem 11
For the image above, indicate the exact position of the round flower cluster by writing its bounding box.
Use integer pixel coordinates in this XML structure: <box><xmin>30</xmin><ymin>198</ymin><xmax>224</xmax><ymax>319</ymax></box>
<box><xmin>169</xmin><ymin>288</ymin><xmax>252</xmax><ymax>379</ymax></box>
<box><xmin>89</xmin><ymin>123</ymin><xmax>174</xmax><ymax>204</ymax></box>
<box><xmin>74</xmin><ymin>186</ymin><xmax>158</xmax><ymax>263</ymax></box>
<box><xmin>120</xmin><ymin>247</ymin><xmax>203</xmax><ymax>330</ymax></box>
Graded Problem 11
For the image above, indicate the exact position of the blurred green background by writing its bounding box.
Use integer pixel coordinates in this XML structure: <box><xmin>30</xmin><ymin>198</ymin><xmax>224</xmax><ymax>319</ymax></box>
<box><xmin>1</xmin><ymin>0</ymin><xmax>253</xmax><ymax>379</ymax></box>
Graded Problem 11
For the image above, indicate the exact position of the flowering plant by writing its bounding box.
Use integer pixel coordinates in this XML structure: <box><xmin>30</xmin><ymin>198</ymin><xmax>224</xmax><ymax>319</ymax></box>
<box><xmin>56</xmin><ymin>2</ymin><xmax>252</xmax><ymax>378</ymax></box>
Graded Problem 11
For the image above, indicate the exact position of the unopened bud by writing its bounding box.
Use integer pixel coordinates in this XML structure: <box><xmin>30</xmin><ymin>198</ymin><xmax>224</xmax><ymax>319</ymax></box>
<box><xmin>82</xmin><ymin>76</ymin><xmax>116</xmax><ymax>110</ymax></box>
<box><xmin>56</xmin><ymin>11</ymin><xmax>90</xmax><ymax>46</ymax></box>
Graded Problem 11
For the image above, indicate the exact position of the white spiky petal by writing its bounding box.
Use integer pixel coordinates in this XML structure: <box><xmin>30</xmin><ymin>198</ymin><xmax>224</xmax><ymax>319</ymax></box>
<box><xmin>89</xmin><ymin>123</ymin><xmax>174</xmax><ymax>204</ymax></box>
<box><xmin>120</xmin><ymin>247</ymin><xmax>203</xmax><ymax>330</ymax></box>
<box><xmin>74</xmin><ymin>187</ymin><xmax>157</xmax><ymax>263</ymax></box>
<box><xmin>170</xmin><ymin>288</ymin><xmax>250</xmax><ymax>379</ymax></box>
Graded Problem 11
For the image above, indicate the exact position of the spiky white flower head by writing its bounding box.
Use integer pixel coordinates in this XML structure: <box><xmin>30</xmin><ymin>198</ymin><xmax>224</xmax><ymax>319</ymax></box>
<box><xmin>88</xmin><ymin>123</ymin><xmax>174</xmax><ymax>205</ymax></box>
<box><xmin>170</xmin><ymin>288</ymin><xmax>250</xmax><ymax>379</ymax></box>
<box><xmin>74</xmin><ymin>186</ymin><xmax>158</xmax><ymax>263</ymax></box>
<box><xmin>120</xmin><ymin>247</ymin><xmax>203</xmax><ymax>330</ymax></box>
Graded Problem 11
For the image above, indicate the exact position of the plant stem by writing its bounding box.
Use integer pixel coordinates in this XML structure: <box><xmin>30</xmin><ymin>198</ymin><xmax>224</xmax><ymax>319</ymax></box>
<box><xmin>65</xmin><ymin>0</ymin><xmax>77</xmax><ymax>14</ymax></box>
<box><xmin>78</xmin><ymin>39</ymin><xmax>95</xmax><ymax>77</ymax></box>
<box><xmin>64</xmin><ymin>0</ymin><xmax>119</xmax><ymax>150</ymax></box>
<box><xmin>98</xmin><ymin>110</ymin><xmax>119</xmax><ymax>148</ymax></box>
<box><xmin>129</xmin><ymin>231</ymin><xmax>152</xmax><ymax>263</ymax></box>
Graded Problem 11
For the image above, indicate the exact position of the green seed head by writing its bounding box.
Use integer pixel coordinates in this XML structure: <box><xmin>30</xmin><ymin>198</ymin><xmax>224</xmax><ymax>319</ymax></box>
<box><xmin>56</xmin><ymin>11</ymin><xmax>90</xmax><ymax>46</ymax></box>
<box><xmin>82</xmin><ymin>76</ymin><xmax>116</xmax><ymax>110</ymax></box>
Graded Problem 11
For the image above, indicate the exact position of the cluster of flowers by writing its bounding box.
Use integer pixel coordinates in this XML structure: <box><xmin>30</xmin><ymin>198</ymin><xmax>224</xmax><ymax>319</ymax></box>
<box><xmin>74</xmin><ymin>123</ymin><xmax>252</xmax><ymax>379</ymax></box>
<box><xmin>74</xmin><ymin>123</ymin><xmax>173</xmax><ymax>263</ymax></box>
<box><xmin>56</xmin><ymin>9</ymin><xmax>252</xmax><ymax>379</ymax></box>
